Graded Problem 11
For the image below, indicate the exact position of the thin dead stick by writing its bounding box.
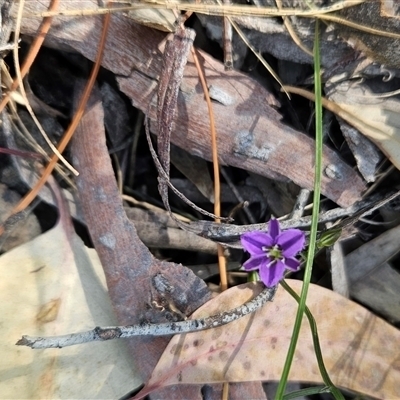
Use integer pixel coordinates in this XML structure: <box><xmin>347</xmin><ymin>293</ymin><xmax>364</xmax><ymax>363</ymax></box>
<box><xmin>221</xmin><ymin>167</ymin><xmax>256</xmax><ymax>224</ymax></box>
<box><xmin>226</xmin><ymin>16</ymin><xmax>289</xmax><ymax>97</ymax></box>
<box><xmin>145</xmin><ymin>118</ymin><xmax>231</xmax><ymax>221</ymax></box>
<box><xmin>17</xmin><ymin>285</ymin><xmax>277</xmax><ymax>349</ymax></box>
<box><xmin>312</xmin><ymin>13</ymin><xmax>400</xmax><ymax>40</ymax></box>
<box><xmin>0</xmin><ymin>147</ymin><xmax>42</xmax><ymax>159</ymax></box>
<box><xmin>289</xmin><ymin>189</ymin><xmax>311</xmax><ymax>220</ymax></box>
<box><xmin>185</xmin><ymin>189</ymin><xmax>400</xmax><ymax>243</ymax></box>
<box><xmin>0</xmin><ymin>9</ymin><xmax>111</xmax><ymax>237</ymax></box>
<box><xmin>192</xmin><ymin>47</ymin><xmax>228</xmax><ymax>292</ymax></box>
<box><xmin>222</xmin><ymin>0</ymin><xmax>233</xmax><ymax>70</ymax></box>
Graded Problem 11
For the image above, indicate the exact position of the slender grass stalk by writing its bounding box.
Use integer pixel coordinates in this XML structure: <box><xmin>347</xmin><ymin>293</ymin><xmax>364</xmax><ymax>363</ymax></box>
<box><xmin>281</xmin><ymin>280</ymin><xmax>344</xmax><ymax>399</ymax></box>
<box><xmin>275</xmin><ymin>20</ymin><xmax>323</xmax><ymax>399</ymax></box>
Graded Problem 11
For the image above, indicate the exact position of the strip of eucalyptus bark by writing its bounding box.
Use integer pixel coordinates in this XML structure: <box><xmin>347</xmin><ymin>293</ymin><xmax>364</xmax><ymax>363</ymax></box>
<box><xmin>16</xmin><ymin>285</ymin><xmax>276</xmax><ymax>349</ymax></box>
<box><xmin>152</xmin><ymin>27</ymin><xmax>230</xmax><ymax>222</ymax></box>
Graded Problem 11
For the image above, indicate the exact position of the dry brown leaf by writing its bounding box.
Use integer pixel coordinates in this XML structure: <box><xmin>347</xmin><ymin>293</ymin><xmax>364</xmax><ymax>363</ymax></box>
<box><xmin>136</xmin><ymin>280</ymin><xmax>400</xmax><ymax>399</ymax></box>
<box><xmin>326</xmin><ymin>79</ymin><xmax>400</xmax><ymax>171</ymax></box>
<box><xmin>127</xmin><ymin>8</ymin><xmax>176</xmax><ymax>32</ymax></box>
<box><xmin>333</xmin><ymin>101</ymin><xmax>400</xmax><ymax>170</ymax></box>
<box><xmin>0</xmin><ymin>210</ymin><xmax>140</xmax><ymax>398</ymax></box>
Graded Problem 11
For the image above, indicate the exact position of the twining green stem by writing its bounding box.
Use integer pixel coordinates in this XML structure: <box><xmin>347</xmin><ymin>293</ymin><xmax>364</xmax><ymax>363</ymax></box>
<box><xmin>275</xmin><ymin>20</ymin><xmax>323</xmax><ymax>399</ymax></box>
<box><xmin>281</xmin><ymin>281</ymin><xmax>344</xmax><ymax>399</ymax></box>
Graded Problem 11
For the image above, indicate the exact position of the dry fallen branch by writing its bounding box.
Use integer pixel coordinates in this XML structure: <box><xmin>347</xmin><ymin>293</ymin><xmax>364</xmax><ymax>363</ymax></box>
<box><xmin>16</xmin><ymin>285</ymin><xmax>277</xmax><ymax>349</ymax></box>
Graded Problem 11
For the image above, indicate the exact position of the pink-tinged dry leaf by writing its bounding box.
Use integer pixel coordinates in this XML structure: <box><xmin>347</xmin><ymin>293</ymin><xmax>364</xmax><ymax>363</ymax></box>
<box><xmin>0</xmin><ymin>181</ymin><xmax>140</xmax><ymax>399</ymax></box>
<box><xmin>136</xmin><ymin>280</ymin><xmax>400</xmax><ymax>399</ymax></box>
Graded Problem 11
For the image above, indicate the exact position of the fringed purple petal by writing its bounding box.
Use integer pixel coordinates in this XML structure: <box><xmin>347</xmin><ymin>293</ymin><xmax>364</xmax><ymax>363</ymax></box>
<box><xmin>284</xmin><ymin>257</ymin><xmax>301</xmax><ymax>271</ymax></box>
<box><xmin>277</xmin><ymin>229</ymin><xmax>305</xmax><ymax>257</ymax></box>
<box><xmin>241</xmin><ymin>231</ymin><xmax>273</xmax><ymax>255</ymax></box>
<box><xmin>259</xmin><ymin>259</ymin><xmax>286</xmax><ymax>287</ymax></box>
<box><xmin>243</xmin><ymin>254</ymin><xmax>268</xmax><ymax>271</ymax></box>
<box><xmin>268</xmin><ymin>219</ymin><xmax>280</xmax><ymax>240</ymax></box>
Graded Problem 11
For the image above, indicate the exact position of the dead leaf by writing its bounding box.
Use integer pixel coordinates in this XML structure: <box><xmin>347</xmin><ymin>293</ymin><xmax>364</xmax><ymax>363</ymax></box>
<box><xmin>0</xmin><ymin>201</ymin><xmax>140</xmax><ymax>398</ymax></box>
<box><xmin>286</xmin><ymin>81</ymin><xmax>400</xmax><ymax>173</ymax></box>
<box><xmin>127</xmin><ymin>8</ymin><xmax>176</xmax><ymax>33</ymax></box>
<box><xmin>332</xmin><ymin>100</ymin><xmax>400</xmax><ymax>171</ymax></box>
<box><xmin>325</xmin><ymin>74</ymin><xmax>400</xmax><ymax>173</ymax></box>
<box><xmin>136</xmin><ymin>280</ymin><xmax>400</xmax><ymax>399</ymax></box>
<box><xmin>335</xmin><ymin>119</ymin><xmax>382</xmax><ymax>183</ymax></box>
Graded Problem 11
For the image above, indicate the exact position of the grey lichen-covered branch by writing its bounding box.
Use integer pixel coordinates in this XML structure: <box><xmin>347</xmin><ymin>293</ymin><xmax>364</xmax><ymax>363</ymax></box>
<box><xmin>16</xmin><ymin>285</ymin><xmax>276</xmax><ymax>350</ymax></box>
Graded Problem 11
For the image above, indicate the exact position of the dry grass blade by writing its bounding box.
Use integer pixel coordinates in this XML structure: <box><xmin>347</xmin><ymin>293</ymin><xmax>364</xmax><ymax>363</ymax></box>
<box><xmin>12</xmin><ymin>1</ymin><xmax>78</xmax><ymax>174</ymax></box>
<box><xmin>192</xmin><ymin>47</ymin><xmax>228</xmax><ymax>291</ymax></box>
<box><xmin>226</xmin><ymin>16</ymin><xmax>288</xmax><ymax>96</ymax></box>
<box><xmin>2</xmin><ymin>0</ymin><xmax>75</xmax><ymax>173</ymax></box>
<box><xmin>275</xmin><ymin>0</ymin><xmax>313</xmax><ymax>57</ymax></box>
<box><xmin>0</xmin><ymin>6</ymin><xmax>111</xmax><ymax>236</ymax></box>
<box><xmin>25</xmin><ymin>0</ymin><xmax>367</xmax><ymax>19</ymax></box>
<box><xmin>315</xmin><ymin>13</ymin><xmax>400</xmax><ymax>39</ymax></box>
<box><xmin>0</xmin><ymin>0</ymin><xmax>60</xmax><ymax>115</ymax></box>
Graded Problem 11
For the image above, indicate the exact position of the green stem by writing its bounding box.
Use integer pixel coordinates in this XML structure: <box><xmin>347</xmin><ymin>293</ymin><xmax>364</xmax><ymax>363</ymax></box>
<box><xmin>275</xmin><ymin>20</ymin><xmax>323</xmax><ymax>399</ymax></box>
<box><xmin>281</xmin><ymin>281</ymin><xmax>345</xmax><ymax>400</ymax></box>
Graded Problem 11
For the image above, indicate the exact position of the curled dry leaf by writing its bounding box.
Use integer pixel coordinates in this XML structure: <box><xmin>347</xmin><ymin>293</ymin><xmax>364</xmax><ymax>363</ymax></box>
<box><xmin>285</xmin><ymin>81</ymin><xmax>400</xmax><ymax>173</ymax></box>
<box><xmin>327</xmin><ymin>79</ymin><xmax>400</xmax><ymax>172</ymax></box>
<box><xmin>335</xmin><ymin>101</ymin><xmax>400</xmax><ymax>167</ymax></box>
<box><xmin>0</xmin><ymin>186</ymin><xmax>140</xmax><ymax>398</ymax></box>
<box><xmin>127</xmin><ymin>8</ymin><xmax>176</xmax><ymax>32</ymax></box>
<box><xmin>136</xmin><ymin>280</ymin><xmax>400</xmax><ymax>399</ymax></box>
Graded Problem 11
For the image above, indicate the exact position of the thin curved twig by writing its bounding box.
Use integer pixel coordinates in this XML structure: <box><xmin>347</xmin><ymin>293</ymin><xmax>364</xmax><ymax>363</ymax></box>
<box><xmin>17</xmin><ymin>285</ymin><xmax>276</xmax><ymax>349</ymax></box>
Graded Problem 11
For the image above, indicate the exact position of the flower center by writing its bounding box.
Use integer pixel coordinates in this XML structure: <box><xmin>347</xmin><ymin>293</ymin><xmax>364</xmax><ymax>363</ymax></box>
<box><xmin>262</xmin><ymin>244</ymin><xmax>283</xmax><ymax>261</ymax></box>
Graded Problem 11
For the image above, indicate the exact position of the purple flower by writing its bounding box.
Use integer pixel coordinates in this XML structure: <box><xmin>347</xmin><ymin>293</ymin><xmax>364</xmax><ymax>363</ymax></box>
<box><xmin>240</xmin><ymin>219</ymin><xmax>305</xmax><ymax>287</ymax></box>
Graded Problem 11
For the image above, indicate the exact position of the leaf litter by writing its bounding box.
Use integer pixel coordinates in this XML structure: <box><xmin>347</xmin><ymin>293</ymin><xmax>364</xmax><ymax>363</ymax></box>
<box><xmin>0</xmin><ymin>177</ymin><xmax>141</xmax><ymax>399</ymax></box>
<box><xmin>1</xmin><ymin>0</ymin><xmax>400</xmax><ymax>399</ymax></box>
<box><xmin>136</xmin><ymin>280</ymin><xmax>400</xmax><ymax>399</ymax></box>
